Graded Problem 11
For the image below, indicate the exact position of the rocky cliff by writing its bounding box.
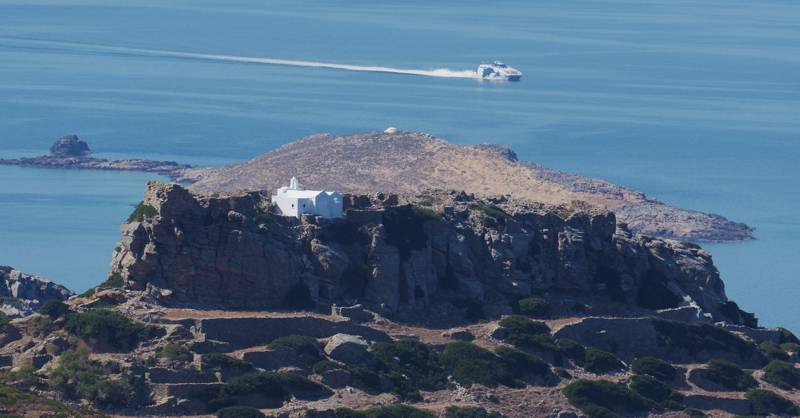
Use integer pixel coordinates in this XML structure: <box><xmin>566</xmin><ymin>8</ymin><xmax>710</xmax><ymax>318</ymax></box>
<box><xmin>181</xmin><ymin>131</ymin><xmax>753</xmax><ymax>242</ymax></box>
<box><xmin>110</xmin><ymin>182</ymin><xmax>745</xmax><ymax>325</ymax></box>
<box><xmin>0</xmin><ymin>266</ymin><xmax>74</xmax><ymax>316</ymax></box>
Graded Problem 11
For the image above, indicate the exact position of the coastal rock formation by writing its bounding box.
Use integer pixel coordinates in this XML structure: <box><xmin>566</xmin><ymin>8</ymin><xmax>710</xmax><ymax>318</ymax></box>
<box><xmin>0</xmin><ymin>266</ymin><xmax>74</xmax><ymax>316</ymax></box>
<box><xmin>49</xmin><ymin>134</ymin><xmax>91</xmax><ymax>157</ymax></box>
<box><xmin>0</xmin><ymin>136</ymin><xmax>191</xmax><ymax>178</ymax></box>
<box><xmin>182</xmin><ymin>131</ymin><xmax>753</xmax><ymax>242</ymax></box>
<box><xmin>110</xmin><ymin>182</ymin><xmax>744</xmax><ymax>324</ymax></box>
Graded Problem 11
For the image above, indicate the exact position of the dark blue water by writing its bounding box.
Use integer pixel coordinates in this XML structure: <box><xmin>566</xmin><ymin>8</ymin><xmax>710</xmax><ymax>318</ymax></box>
<box><xmin>0</xmin><ymin>0</ymin><xmax>798</xmax><ymax>330</ymax></box>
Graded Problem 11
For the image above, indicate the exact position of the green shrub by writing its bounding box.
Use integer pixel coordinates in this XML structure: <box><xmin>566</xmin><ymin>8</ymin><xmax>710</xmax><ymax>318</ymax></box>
<box><xmin>517</xmin><ymin>297</ymin><xmax>550</xmax><ymax>317</ymax></box>
<box><xmin>203</xmin><ymin>371</ymin><xmax>328</xmax><ymax>410</ymax></box>
<box><xmin>333</xmin><ymin>405</ymin><xmax>434</xmax><ymax>418</ymax></box>
<box><xmin>470</xmin><ymin>204</ymin><xmax>509</xmax><ymax>222</ymax></box>
<box><xmin>440</xmin><ymin>341</ymin><xmax>513</xmax><ymax>387</ymax></box>
<box><xmin>631</xmin><ymin>357</ymin><xmax>677</xmax><ymax>382</ymax></box>
<box><xmin>443</xmin><ymin>405</ymin><xmax>504</xmax><ymax>418</ymax></box>
<box><xmin>64</xmin><ymin>309</ymin><xmax>151</xmax><ymax>350</ymax></box>
<box><xmin>347</xmin><ymin>366</ymin><xmax>384</xmax><ymax>394</ymax></box>
<box><xmin>202</xmin><ymin>353</ymin><xmax>255</xmax><ymax>373</ymax></box>
<box><xmin>556</xmin><ymin>338</ymin><xmax>586</xmax><ymax>365</ymax></box>
<box><xmin>745</xmin><ymin>389</ymin><xmax>800</xmax><ymax>416</ymax></box>
<box><xmin>0</xmin><ymin>384</ymin><xmax>87</xmax><ymax>416</ymax></box>
<box><xmin>159</xmin><ymin>343</ymin><xmax>193</xmax><ymax>362</ymax></box>
<box><xmin>704</xmin><ymin>359</ymin><xmax>757</xmax><ymax>391</ymax></box>
<box><xmin>652</xmin><ymin>320</ymin><xmax>755</xmax><ymax>358</ymax></box>
<box><xmin>312</xmin><ymin>360</ymin><xmax>345</xmax><ymax>374</ymax></box>
<box><xmin>583</xmin><ymin>347</ymin><xmax>625</xmax><ymax>374</ymax></box>
<box><xmin>762</xmin><ymin>360</ymin><xmax>800</xmax><ymax>390</ymax></box>
<box><xmin>494</xmin><ymin>346</ymin><xmax>550</xmax><ymax>377</ymax></box>
<box><xmin>0</xmin><ymin>312</ymin><xmax>9</xmax><ymax>329</ymax></box>
<box><xmin>267</xmin><ymin>335</ymin><xmax>322</xmax><ymax>364</ymax></box>
<box><xmin>497</xmin><ymin>315</ymin><xmax>551</xmax><ymax>348</ymax></box>
<box><xmin>217</xmin><ymin>406</ymin><xmax>266</xmax><ymax>418</ymax></box>
<box><xmin>563</xmin><ymin>379</ymin><xmax>652</xmax><ymax>418</ymax></box>
<box><xmin>629</xmin><ymin>375</ymin><xmax>684</xmax><ymax>409</ymax></box>
<box><xmin>372</xmin><ymin>340</ymin><xmax>447</xmax><ymax>398</ymax></box>
<box><xmin>38</xmin><ymin>300</ymin><xmax>70</xmax><ymax>319</ymax></box>
<box><xmin>760</xmin><ymin>341</ymin><xmax>790</xmax><ymax>362</ymax></box>
<box><xmin>126</xmin><ymin>201</ymin><xmax>158</xmax><ymax>223</ymax></box>
<box><xmin>777</xmin><ymin>327</ymin><xmax>800</xmax><ymax>344</ymax></box>
<box><xmin>780</xmin><ymin>342</ymin><xmax>800</xmax><ymax>353</ymax></box>
<box><xmin>49</xmin><ymin>348</ymin><xmax>138</xmax><ymax>407</ymax></box>
<box><xmin>283</xmin><ymin>283</ymin><xmax>316</xmax><ymax>310</ymax></box>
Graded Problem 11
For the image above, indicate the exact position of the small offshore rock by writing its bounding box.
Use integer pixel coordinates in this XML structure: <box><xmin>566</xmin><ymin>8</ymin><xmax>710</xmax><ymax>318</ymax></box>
<box><xmin>50</xmin><ymin>134</ymin><xmax>91</xmax><ymax>157</ymax></box>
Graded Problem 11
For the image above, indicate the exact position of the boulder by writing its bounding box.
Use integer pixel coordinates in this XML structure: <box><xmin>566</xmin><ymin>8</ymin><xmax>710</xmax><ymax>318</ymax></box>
<box><xmin>324</xmin><ymin>334</ymin><xmax>372</xmax><ymax>365</ymax></box>
<box><xmin>49</xmin><ymin>135</ymin><xmax>91</xmax><ymax>157</ymax></box>
<box><xmin>332</xmin><ymin>304</ymin><xmax>374</xmax><ymax>323</ymax></box>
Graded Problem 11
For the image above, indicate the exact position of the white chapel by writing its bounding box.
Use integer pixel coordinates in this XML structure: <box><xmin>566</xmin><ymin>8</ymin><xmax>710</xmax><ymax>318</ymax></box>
<box><xmin>271</xmin><ymin>177</ymin><xmax>344</xmax><ymax>219</ymax></box>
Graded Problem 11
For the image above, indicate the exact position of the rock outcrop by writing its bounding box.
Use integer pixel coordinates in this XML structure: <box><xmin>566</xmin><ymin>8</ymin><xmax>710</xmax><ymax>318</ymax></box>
<box><xmin>49</xmin><ymin>134</ymin><xmax>91</xmax><ymax>157</ymax></box>
<box><xmin>110</xmin><ymin>182</ymin><xmax>745</xmax><ymax>325</ymax></box>
<box><xmin>0</xmin><ymin>136</ymin><xmax>191</xmax><ymax>179</ymax></box>
<box><xmin>0</xmin><ymin>266</ymin><xmax>74</xmax><ymax>316</ymax></box>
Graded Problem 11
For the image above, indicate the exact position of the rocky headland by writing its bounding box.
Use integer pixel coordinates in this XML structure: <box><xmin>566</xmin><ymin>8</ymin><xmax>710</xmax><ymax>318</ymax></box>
<box><xmin>0</xmin><ymin>266</ymin><xmax>73</xmax><ymax>317</ymax></box>
<box><xmin>182</xmin><ymin>131</ymin><xmax>754</xmax><ymax>243</ymax></box>
<box><xmin>0</xmin><ymin>181</ymin><xmax>795</xmax><ymax>417</ymax></box>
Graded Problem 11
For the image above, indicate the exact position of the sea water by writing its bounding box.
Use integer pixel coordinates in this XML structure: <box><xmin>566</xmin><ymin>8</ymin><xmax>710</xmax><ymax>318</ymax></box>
<box><xmin>0</xmin><ymin>0</ymin><xmax>797</xmax><ymax>330</ymax></box>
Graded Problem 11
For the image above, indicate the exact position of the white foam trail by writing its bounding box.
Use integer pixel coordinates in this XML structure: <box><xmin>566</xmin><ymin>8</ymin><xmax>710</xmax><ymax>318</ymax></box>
<box><xmin>0</xmin><ymin>37</ymin><xmax>478</xmax><ymax>79</ymax></box>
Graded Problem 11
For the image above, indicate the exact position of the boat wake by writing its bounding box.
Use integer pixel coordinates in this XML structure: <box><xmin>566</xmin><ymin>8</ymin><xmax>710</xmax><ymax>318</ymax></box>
<box><xmin>0</xmin><ymin>37</ymin><xmax>478</xmax><ymax>79</ymax></box>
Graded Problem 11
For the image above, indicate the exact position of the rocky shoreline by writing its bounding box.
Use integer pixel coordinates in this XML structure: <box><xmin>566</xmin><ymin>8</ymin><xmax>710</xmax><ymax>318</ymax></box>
<box><xmin>0</xmin><ymin>154</ymin><xmax>191</xmax><ymax>179</ymax></box>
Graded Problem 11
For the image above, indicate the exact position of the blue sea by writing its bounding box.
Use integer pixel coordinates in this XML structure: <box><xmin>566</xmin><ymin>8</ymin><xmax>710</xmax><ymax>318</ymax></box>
<box><xmin>0</xmin><ymin>0</ymin><xmax>798</xmax><ymax>331</ymax></box>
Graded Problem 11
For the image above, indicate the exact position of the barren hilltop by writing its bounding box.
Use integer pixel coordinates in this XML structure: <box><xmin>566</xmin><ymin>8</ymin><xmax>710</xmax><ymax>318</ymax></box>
<box><xmin>182</xmin><ymin>131</ymin><xmax>752</xmax><ymax>243</ymax></box>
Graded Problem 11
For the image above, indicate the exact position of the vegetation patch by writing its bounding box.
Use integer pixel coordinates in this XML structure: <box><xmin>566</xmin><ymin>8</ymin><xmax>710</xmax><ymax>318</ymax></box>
<box><xmin>470</xmin><ymin>203</ymin><xmax>509</xmax><ymax>226</ymax></box>
<box><xmin>49</xmin><ymin>348</ymin><xmax>140</xmax><ymax>408</ymax></box>
<box><xmin>64</xmin><ymin>309</ymin><xmax>152</xmax><ymax>351</ymax></box>
<box><xmin>201</xmin><ymin>371</ymin><xmax>329</xmax><ymax>410</ymax></box>
<box><xmin>267</xmin><ymin>335</ymin><xmax>323</xmax><ymax>364</ymax></box>
<box><xmin>517</xmin><ymin>297</ymin><xmax>551</xmax><ymax>317</ymax></box>
<box><xmin>331</xmin><ymin>405</ymin><xmax>434</xmax><ymax>418</ymax></box>
<box><xmin>703</xmin><ymin>359</ymin><xmax>757</xmax><ymax>391</ymax></box>
<box><xmin>745</xmin><ymin>389</ymin><xmax>800</xmax><ymax>416</ymax></box>
<box><xmin>631</xmin><ymin>357</ymin><xmax>677</xmax><ymax>382</ymax></box>
<box><xmin>583</xmin><ymin>347</ymin><xmax>626</xmax><ymax>374</ymax></box>
<box><xmin>443</xmin><ymin>405</ymin><xmax>504</xmax><ymax>418</ymax></box>
<box><xmin>494</xmin><ymin>346</ymin><xmax>550</xmax><ymax>378</ymax></box>
<box><xmin>202</xmin><ymin>353</ymin><xmax>255</xmax><ymax>373</ymax></box>
<box><xmin>652</xmin><ymin>319</ymin><xmax>756</xmax><ymax>358</ymax></box>
<box><xmin>159</xmin><ymin>343</ymin><xmax>193</xmax><ymax>363</ymax></box>
<box><xmin>556</xmin><ymin>338</ymin><xmax>587</xmax><ymax>365</ymax></box>
<box><xmin>497</xmin><ymin>315</ymin><xmax>550</xmax><ymax>346</ymax></box>
<box><xmin>371</xmin><ymin>340</ymin><xmax>447</xmax><ymax>399</ymax></box>
<box><xmin>563</xmin><ymin>379</ymin><xmax>652</xmax><ymax>418</ymax></box>
<box><xmin>762</xmin><ymin>360</ymin><xmax>800</xmax><ymax>390</ymax></box>
<box><xmin>312</xmin><ymin>360</ymin><xmax>345</xmax><ymax>374</ymax></box>
<box><xmin>37</xmin><ymin>300</ymin><xmax>70</xmax><ymax>319</ymax></box>
<box><xmin>126</xmin><ymin>201</ymin><xmax>158</xmax><ymax>223</ymax></box>
<box><xmin>217</xmin><ymin>405</ymin><xmax>266</xmax><ymax>418</ymax></box>
<box><xmin>440</xmin><ymin>341</ymin><xmax>513</xmax><ymax>387</ymax></box>
<box><xmin>629</xmin><ymin>375</ymin><xmax>684</xmax><ymax>409</ymax></box>
<box><xmin>0</xmin><ymin>383</ymin><xmax>99</xmax><ymax>417</ymax></box>
<box><xmin>760</xmin><ymin>341</ymin><xmax>790</xmax><ymax>362</ymax></box>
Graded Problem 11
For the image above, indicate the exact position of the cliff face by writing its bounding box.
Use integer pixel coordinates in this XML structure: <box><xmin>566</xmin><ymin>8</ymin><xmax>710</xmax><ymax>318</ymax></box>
<box><xmin>181</xmin><ymin>131</ymin><xmax>753</xmax><ymax>242</ymax></box>
<box><xmin>111</xmin><ymin>182</ymin><xmax>741</xmax><ymax>324</ymax></box>
<box><xmin>0</xmin><ymin>266</ymin><xmax>74</xmax><ymax>316</ymax></box>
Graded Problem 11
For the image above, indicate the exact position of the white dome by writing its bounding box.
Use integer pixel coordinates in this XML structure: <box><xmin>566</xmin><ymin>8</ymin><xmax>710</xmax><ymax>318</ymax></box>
<box><xmin>384</xmin><ymin>127</ymin><xmax>398</xmax><ymax>134</ymax></box>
